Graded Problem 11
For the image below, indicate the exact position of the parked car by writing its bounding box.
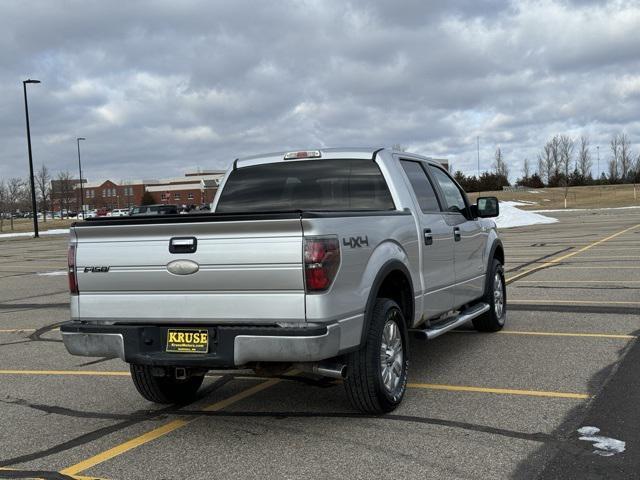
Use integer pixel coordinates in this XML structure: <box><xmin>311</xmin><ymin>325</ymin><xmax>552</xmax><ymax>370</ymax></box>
<box><xmin>110</xmin><ymin>208</ymin><xmax>130</xmax><ymax>217</ymax></box>
<box><xmin>129</xmin><ymin>204</ymin><xmax>179</xmax><ymax>216</ymax></box>
<box><xmin>61</xmin><ymin>148</ymin><xmax>504</xmax><ymax>413</ymax></box>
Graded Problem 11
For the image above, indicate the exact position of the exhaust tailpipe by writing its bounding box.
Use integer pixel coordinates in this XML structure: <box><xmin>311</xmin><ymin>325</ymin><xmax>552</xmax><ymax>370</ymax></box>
<box><xmin>294</xmin><ymin>362</ymin><xmax>347</xmax><ymax>379</ymax></box>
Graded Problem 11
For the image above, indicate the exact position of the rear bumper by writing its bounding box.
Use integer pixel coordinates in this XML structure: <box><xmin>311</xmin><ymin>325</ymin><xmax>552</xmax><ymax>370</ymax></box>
<box><xmin>60</xmin><ymin>320</ymin><xmax>357</xmax><ymax>368</ymax></box>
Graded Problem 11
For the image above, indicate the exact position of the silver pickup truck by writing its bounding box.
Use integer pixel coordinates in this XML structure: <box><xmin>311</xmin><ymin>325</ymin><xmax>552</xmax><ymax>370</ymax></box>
<box><xmin>61</xmin><ymin>147</ymin><xmax>505</xmax><ymax>413</ymax></box>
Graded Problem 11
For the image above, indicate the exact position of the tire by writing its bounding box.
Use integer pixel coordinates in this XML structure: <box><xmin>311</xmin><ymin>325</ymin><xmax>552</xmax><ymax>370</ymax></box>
<box><xmin>472</xmin><ymin>258</ymin><xmax>507</xmax><ymax>332</ymax></box>
<box><xmin>130</xmin><ymin>364</ymin><xmax>204</xmax><ymax>404</ymax></box>
<box><xmin>344</xmin><ymin>298</ymin><xmax>409</xmax><ymax>414</ymax></box>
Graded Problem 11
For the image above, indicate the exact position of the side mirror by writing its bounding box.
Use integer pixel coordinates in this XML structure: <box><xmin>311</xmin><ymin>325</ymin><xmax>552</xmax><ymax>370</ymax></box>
<box><xmin>475</xmin><ymin>196</ymin><xmax>499</xmax><ymax>218</ymax></box>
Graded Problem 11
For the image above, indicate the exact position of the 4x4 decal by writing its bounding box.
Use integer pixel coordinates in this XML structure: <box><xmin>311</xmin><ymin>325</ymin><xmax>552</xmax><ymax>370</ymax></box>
<box><xmin>343</xmin><ymin>236</ymin><xmax>369</xmax><ymax>248</ymax></box>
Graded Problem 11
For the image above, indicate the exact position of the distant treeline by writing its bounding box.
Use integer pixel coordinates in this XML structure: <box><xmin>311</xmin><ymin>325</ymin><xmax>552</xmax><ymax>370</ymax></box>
<box><xmin>454</xmin><ymin>132</ymin><xmax>640</xmax><ymax>192</ymax></box>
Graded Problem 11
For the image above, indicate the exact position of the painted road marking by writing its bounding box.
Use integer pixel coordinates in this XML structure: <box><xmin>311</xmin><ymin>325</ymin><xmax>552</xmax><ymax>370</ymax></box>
<box><xmin>510</xmin><ymin>299</ymin><xmax>640</xmax><ymax>306</ymax></box>
<box><xmin>506</xmin><ymin>223</ymin><xmax>640</xmax><ymax>284</ymax></box>
<box><xmin>0</xmin><ymin>467</ymin><xmax>108</xmax><ymax>480</ymax></box>
<box><xmin>0</xmin><ymin>328</ymin><xmax>36</xmax><ymax>333</ymax></box>
<box><xmin>408</xmin><ymin>383</ymin><xmax>589</xmax><ymax>399</ymax></box>
<box><xmin>59</xmin><ymin>378</ymin><xmax>281</xmax><ymax>476</ymax></box>
<box><xmin>0</xmin><ymin>370</ymin><xmax>130</xmax><ymax>376</ymax></box>
<box><xmin>543</xmin><ymin>266</ymin><xmax>640</xmax><ymax>269</ymax></box>
<box><xmin>454</xmin><ymin>330</ymin><xmax>636</xmax><ymax>339</ymax></box>
<box><xmin>513</xmin><ymin>280</ymin><xmax>640</xmax><ymax>283</ymax></box>
<box><xmin>0</xmin><ymin>368</ymin><xmax>593</xmax><ymax>400</ymax></box>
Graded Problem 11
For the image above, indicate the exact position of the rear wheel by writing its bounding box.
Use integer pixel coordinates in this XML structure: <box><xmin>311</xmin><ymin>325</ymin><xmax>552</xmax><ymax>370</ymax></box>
<box><xmin>472</xmin><ymin>258</ymin><xmax>507</xmax><ymax>332</ymax></box>
<box><xmin>344</xmin><ymin>298</ymin><xmax>409</xmax><ymax>414</ymax></box>
<box><xmin>130</xmin><ymin>364</ymin><xmax>204</xmax><ymax>404</ymax></box>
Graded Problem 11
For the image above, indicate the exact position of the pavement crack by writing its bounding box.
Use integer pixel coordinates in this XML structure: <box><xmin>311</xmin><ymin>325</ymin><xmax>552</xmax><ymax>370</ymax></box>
<box><xmin>0</xmin><ymin>470</ymin><xmax>76</xmax><ymax>480</ymax></box>
<box><xmin>173</xmin><ymin>410</ymin><xmax>558</xmax><ymax>444</ymax></box>
<box><xmin>0</xmin><ymin>374</ymin><xmax>233</xmax><ymax>468</ymax></box>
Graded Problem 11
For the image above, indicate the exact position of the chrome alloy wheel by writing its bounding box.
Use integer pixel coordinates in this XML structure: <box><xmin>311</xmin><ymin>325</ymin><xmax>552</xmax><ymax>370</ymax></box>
<box><xmin>380</xmin><ymin>315</ymin><xmax>404</xmax><ymax>393</ymax></box>
<box><xmin>494</xmin><ymin>272</ymin><xmax>505</xmax><ymax>319</ymax></box>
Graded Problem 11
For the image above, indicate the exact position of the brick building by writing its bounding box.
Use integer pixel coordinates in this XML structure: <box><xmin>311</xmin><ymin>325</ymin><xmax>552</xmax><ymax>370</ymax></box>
<box><xmin>53</xmin><ymin>171</ymin><xmax>225</xmax><ymax>212</ymax></box>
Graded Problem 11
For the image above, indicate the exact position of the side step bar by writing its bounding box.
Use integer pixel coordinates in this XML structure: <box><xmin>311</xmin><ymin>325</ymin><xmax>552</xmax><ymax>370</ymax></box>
<box><xmin>410</xmin><ymin>302</ymin><xmax>490</xmax><ymax>340</ymax></box>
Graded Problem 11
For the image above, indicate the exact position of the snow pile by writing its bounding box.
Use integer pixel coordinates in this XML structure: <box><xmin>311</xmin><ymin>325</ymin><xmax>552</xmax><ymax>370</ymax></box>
<box><xmin>577</xmin><ymin>426</ymin><xmax>626</xmax><ymax>457</ymax></box>
<box><xmin>494</xmin><ymin>201</ymin><xmax>558</xmax><ymax>229</ymax></box>
<box><xmin>0</xmin><ymin>228</ymin><xmax>69</xmax><ymax>239</ymax></box>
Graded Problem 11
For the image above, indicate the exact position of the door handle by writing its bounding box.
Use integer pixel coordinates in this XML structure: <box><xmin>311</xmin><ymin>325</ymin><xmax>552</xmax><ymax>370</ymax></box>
<box><xmin>169</xmin><ymin>237</ymin><xmax>198</xmax><ymax>254</ymax></box>
<box><xmin>423</xmin><ymin>229</ymin><xmax>433</xmax><ymax>246</ymax></box>
<box><xmin>453</xmin><ymin>227</ymin><xmax>461</xmax><ymax>242</ymax></box>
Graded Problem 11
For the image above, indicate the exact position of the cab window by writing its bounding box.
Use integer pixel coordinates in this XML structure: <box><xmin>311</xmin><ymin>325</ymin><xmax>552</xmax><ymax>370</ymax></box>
<box><xmin>400</xmin><ymin>160</ymin><xmax>441</xmax><ymax>212</ymax></box>
<box><xmin>428</xmin><ymin>166</ymin><xmax>467</xmax><ymax>214</ymax></box>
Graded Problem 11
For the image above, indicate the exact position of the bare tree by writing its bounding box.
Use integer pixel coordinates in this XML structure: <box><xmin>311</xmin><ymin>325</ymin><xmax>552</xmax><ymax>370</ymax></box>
<box><xmin>536</xmin><ymin>154</ymin><xmax>545</xmax><ymax>182</ymax></box>
<box><xmin>538</xmin><ymin>140</ymin><xmax>555</xmax><ymax>185</ymax></box>
<box><xmin>559</xmin><ymin>135</ymin><xmax>574</xmax><ymax>207</ymax></box>
<box><xmin>6</xmin><ymin>178</ymin><xmax>25</xmax><ymax>230</ymax></box>
<box><xmin>619</xmin><ymin>133</ymin><xmax>632</xmax><ymax>181</ymax></box>
<box><xmin>54</xmin><ymin>171</ymin><xmax>75</xmax><ymax>218</ymax></box>
<box><xmin>493</xmin><ymin>147</ymin><xmax>509</xmax><ymax>179</ymax></box>
<box><xmin>609</xmin><ymin>134</ymin><xmax>620</xmax><ymax>182</ymax></box>
<box><xmin>550</xmin><ymin>135</ymin><xmax>561</xmax><ymax>181</ymax></box>
<box><xmin>35</xmin><ymin>164</ymin><xmax>51</xmax><ymax>223</ymax></box>
<box><xmin>522</xmin><ymin>158</ymin><xmax>530</xmax><ymax>179</ymax></box>
<box><xmin>0</xmin><ymin>180</ymin><xmax>6</xmax><ymax>231</ymax></box>
<box><xmin>578</xmin><ymin>135</ymin><xmax>592</xmax><ymax>179</ymax></box>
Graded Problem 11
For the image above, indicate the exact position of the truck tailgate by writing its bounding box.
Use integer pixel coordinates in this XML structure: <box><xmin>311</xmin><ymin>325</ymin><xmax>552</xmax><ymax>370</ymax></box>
<box><xmin>73</xmin><ymin>216</ymin><xmax>304</xmax><ymax>323</ymax></box>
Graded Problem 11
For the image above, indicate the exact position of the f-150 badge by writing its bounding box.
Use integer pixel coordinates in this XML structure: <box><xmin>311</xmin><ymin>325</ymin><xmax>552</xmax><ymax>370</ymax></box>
<box><xmin>343</xmin><ymin>236</ymin><xmax>369</xmax><ymax>248</ymax></box>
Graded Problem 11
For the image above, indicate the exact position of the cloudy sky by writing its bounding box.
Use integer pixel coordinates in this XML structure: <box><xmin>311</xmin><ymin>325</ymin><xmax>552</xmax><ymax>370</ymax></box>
<box><xmin>1</xmin><ymin>0</ymin><xmax>639</xmax><ymax>183</ymax></box>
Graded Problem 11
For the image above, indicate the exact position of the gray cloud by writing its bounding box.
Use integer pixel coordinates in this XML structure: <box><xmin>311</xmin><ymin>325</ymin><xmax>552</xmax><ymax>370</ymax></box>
<box><xmin>1</xmin><ymin>0</ymin><xmax>639</xmax><ymax>183</ymax></box>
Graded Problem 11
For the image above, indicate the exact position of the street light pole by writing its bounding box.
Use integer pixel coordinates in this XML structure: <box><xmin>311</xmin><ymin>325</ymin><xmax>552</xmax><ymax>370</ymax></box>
<box><xmin>476</xmin><ymin>136</ymin><xmax>480</xmax><ymax>178</ymax></box>
<box><xmin>597</xmin><ymin>145</ymin><xmax>600</xmax><ymax>179</ymax></box>
<box><xmin>23</xmin><ymin>79</ymin><xmax>41</xmax><ymax>238</ymax></box>
<box><xmin>76</xmin><ymin>137</ymin><xmax>86</xmax><ymax>215</ymax></box>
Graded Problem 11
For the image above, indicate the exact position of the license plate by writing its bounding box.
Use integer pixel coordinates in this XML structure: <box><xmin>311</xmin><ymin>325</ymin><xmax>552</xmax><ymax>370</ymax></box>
<box><xmin>166</xmin><ymin>328</ymin><xmax>209</xmax><ymax>354</ymax></box>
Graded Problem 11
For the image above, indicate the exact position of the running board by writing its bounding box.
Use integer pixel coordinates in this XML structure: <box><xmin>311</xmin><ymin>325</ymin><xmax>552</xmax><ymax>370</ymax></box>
<box><xmin>410</xmin><ymin>302</ymin><xmax>490</xmax><ymax>340</ymax></box>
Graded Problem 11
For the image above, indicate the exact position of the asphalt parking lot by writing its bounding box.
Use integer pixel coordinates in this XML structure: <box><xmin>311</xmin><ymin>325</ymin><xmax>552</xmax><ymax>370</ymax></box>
<box><xmin>0</xmin><ymin>208</ymin><xmax>639</xmax><ymax>480</ymax></box>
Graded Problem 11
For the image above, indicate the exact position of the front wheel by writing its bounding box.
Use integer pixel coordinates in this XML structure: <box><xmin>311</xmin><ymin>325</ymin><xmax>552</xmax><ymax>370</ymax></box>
<box><xmin>130</xmin><ymin>364</ymin><xmax>204</xmax><ymax>404</ymax></box>
<box><xmin>344</xmin><ymin>298</ymin><xmax>409</xmax><ymax>414</ymax></box>
<box><xmin>473</xmin><ymin>258</ymin><xmax>507</xmax><ymax>332</ymax></box>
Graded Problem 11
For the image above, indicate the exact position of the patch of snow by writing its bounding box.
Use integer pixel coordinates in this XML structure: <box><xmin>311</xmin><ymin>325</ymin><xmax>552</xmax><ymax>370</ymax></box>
<box><xmin>0</xmin><ymin>229</ymin><xmax>69</xmax><ymax>239</ymax></box>
<box><xmin>577</xmin><ymin>426</ymin><xmax>626</xmax><ymax>456</ymax></box>
<box><xmin>494</xmin><ymin>201</ymin><xmax>558</xmax><ymax>229</ymax></box>
<box><xmin>528</xmin><ymin>190</ymin><xmax>542</xmax><ymax>194</ymax></box>
<box><xmin>577</xmin><ymin>426</ymin><xmax>600</xmax><ymax>436</ymax></box>
<box><xmin>37</xmin><ymin>271</ymin><xmax>66</xmax><ymax>276</ymax></box>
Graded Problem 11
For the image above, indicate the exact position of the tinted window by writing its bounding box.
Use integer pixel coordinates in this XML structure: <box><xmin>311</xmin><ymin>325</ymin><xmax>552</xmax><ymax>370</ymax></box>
<box><xmin>429</xmin><ymin>166</ymin><xmax>466</xmax><ymax>213</ymax></box>
<box><xmin>216</xmin><ymin>159</ymin><xmax>395</xmax><ymax>213</ymax></box>
<box><xmin>400</xmin><ymin>161</ymin><xmax>441</xmax><ymax>212</ymax></box>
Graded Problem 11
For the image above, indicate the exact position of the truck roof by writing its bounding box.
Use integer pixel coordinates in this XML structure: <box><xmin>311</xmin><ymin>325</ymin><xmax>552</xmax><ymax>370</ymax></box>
<box><xmin>233</xmin><ymin>147</ymin><xmax>442</xmax><ymax>169</ymax></box>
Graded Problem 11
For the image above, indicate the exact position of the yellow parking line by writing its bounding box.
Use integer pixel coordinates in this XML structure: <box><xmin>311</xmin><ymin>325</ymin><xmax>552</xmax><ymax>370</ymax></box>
<box><xmin>60</xmin><ymin>378</ymin><xmax>281</xmax><ymax>476</ymax></box>
<box><xmin>515</xmin><ymin>280</ymin><xmax>640</xmax><ymax>283</ymax></box>
<box><xmin>0</xmin><ymin>370</ymin><xmax>130</xmax><ymax>376</ymax></box>
<box><xmin>506</xmin><ymin>223</ymin><xmax>640</xmax><ymax>284</ymax></box>
<box><xmin>408</xmin><ymin>383</ymin><xmax>588</xmax><ymax>399</ymax></box>
<box><xmin>551</xmin><ymin>266</ymin><xmax>640</xmax><ymax>269</ymax></box>
<box><xmin>0</xmin><ymin>328</ymin><xmax>36</xmax><ymax>333</ymax></box>
<box><xmin>496</xmin><ymin>330</ymin><xmax>635</xmax><ymax>339</ymax></box>
<box><xmin>453</xmin><ymin>330</ymin><xmax>635</xmax><ymax>339</ymax></box>
<box><xmin>0</xmin><ymin>468</ymin><xmax>109</xmax><ymax>480</ymax></box>
<box><xmin>510</xmin><ymin>299</ymin><xmax>640</xmax><ymax>306</ymax></box>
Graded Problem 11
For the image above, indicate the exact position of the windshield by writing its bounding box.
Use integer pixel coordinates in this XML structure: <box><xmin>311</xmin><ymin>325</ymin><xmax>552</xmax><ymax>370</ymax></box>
<box><xmin>216</xmin><ymin>159</ymin><xmax>395</xmax><ymax>213</ymax></box>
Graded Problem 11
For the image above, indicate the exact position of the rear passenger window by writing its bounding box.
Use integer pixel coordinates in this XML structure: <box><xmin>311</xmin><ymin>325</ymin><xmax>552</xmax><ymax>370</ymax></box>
<box><xmin>400</xmin><ymin>160</ymin><xmax>440</xmax><ymax>212</ymax></box>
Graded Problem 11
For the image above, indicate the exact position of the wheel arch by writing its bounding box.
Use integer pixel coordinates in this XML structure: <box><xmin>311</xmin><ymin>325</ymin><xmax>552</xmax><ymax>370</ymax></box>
<box><xmin>360</xmin><ymin>260</ymin><xmax>415</xmax><ymax>345</ymax></box>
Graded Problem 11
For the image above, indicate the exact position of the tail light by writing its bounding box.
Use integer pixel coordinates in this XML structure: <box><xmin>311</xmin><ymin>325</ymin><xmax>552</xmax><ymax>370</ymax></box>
<box><xmin>68</xmin><ymin>243</ymin><xmax>78</xmax><ymax>295</ymax></box>
<box><xmin>304</xmin><ymin>237</ymin><xmax>340</xmax><ymax>292</ymax></box>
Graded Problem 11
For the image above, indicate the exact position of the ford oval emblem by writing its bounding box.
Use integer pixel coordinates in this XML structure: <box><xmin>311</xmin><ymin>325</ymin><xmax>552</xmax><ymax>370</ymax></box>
<box><xmin>167</xmin><ymin>259</ymin><xmax>200</xmax><ymax>275</ymax></box>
